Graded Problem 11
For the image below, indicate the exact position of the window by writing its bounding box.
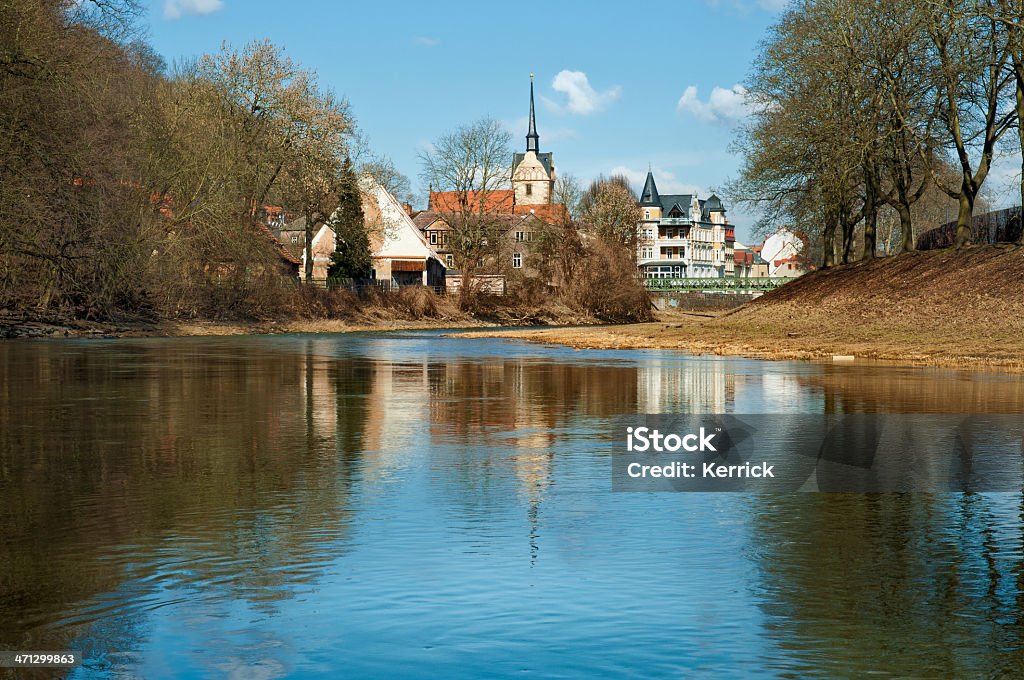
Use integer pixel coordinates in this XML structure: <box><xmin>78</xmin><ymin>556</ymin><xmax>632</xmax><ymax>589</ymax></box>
<box><xmin>515</xmin><ymin>231</ymin><xmax>524</xmax><ymax>242</ymax></box>
<box><xmin>527</xmin><ymin>231</ymin><xmax>535</xmax><ymax>242</ymax></box>
<box><xmin>290</xmin><ymin>234</ymin><xmax>298</xmax><ymax>244</ymax></box>
<box><xmin>525</xmin><ymin>184</ymin><xmax>533</xmax><ymax>196</ymax></box>
<box><xmin>445</xmin><ymin>254</ymin><xmax>454</xmax><ymax>267</ymax></box>
<box><xmin>429</xmin><ymin>232</ymin><xmax>437</xmax><ymax>245</ymax></box>
<box><xmin>512</xmin><ymin>252</ymin><xmax>522</xmax><ymax>268</ymax></box>
<box><xmin>442</xmin><ymin>232</ymin><xmax>448</xmax><ymax>244</ymax></box>
<box><xmin>644</xmin><ymin>210</ymin><xmax>650</xmax><ymax>220</ymax></box>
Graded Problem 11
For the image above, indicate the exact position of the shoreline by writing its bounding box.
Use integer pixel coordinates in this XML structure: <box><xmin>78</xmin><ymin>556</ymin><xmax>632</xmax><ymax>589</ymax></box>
<box><xmin>449</xmin><ymin>311</ymin><xmax>1024</xmax><ymax>373</ymax></box>
<box><xmin>6</xmin><ymin>310</ymin><xmax>1024</xmax><ymax>373</ymax></box>
<box><xmin>0</xmin><ymin>315</ymin><xmax>499</xmax><ymax>340</ymax></box>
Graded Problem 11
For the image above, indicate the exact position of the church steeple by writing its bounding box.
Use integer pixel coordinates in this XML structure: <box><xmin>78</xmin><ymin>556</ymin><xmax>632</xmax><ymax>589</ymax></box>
<box><xmin>640</xmin><ymin>170</ymin><xmax>660</xmax><ymax>206</ymax></box>
<box><xmin>526</xmin><ymin>73</ymin><xmax>539</xmax><ymax>153</ymax></box>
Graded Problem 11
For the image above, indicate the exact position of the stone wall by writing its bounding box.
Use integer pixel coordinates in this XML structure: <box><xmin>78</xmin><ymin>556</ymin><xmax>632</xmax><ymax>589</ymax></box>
<box><xmin>651</xmin><ymin>292</ymin><xmax>757</xmax><ymax>312</ymax></box>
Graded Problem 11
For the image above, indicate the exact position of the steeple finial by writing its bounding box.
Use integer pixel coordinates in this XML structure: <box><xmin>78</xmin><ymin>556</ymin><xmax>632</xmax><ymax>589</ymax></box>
<box><xmin>526</xmin><ymin>74</ymin><xmax>539</xmax><ymax>153</ymax></box>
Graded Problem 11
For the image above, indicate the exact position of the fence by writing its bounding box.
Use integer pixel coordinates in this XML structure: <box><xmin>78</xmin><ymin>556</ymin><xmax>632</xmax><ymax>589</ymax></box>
<box><xmin>643</xmin><ymin>277</ymin><xmax>795</xmax><ymax>293</ymax></box>
<box><xmin>917</xmin><ymin>207</ymin><xmax>1023</xmax><ymax>250</ymax></box>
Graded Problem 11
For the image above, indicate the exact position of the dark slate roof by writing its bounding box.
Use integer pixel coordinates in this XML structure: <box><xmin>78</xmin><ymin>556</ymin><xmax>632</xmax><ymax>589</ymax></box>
<box><xmin>659</xmin><ymin>194</ymin><xmax>693</xmax><ymax>217</ymax></box>
<box><xmin>702</xmin><ymin>194</ymin><xmax>725</xmax><ymax>220</ymax></box>
<box><xmin>512</xmin><ymin>151</ymin><xmax>554</xmax><ymax>177</ymax></box>
<box><xmin>640</xmin><ymin>171</ymin><xmax>660</xmax><ymax>207</ymax></box>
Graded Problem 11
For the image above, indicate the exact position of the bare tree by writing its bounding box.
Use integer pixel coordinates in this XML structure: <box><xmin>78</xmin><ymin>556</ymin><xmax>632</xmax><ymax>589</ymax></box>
<box><xmin>925</xmin><ymin>0</ymin><xmax>1015</xmax><ymax>247</ymax></box>
<box><xmin>418</xmin><ymin>117</ymin><xmax>512</xmax><ymax>301</ymax></box>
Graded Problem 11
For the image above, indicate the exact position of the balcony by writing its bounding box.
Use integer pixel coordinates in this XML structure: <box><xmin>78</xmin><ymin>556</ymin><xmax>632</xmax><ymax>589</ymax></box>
<box><xmin>659</xmin><ymin>217</ymin><xmax>691</xmax><ymax>226</ymax></box>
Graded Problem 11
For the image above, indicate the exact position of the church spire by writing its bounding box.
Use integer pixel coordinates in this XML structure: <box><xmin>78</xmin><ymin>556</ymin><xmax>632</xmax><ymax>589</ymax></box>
<box><xmin>526</xmin><ymin>73</ymin><xmax>539</xmax><ymax>153</ymax></box>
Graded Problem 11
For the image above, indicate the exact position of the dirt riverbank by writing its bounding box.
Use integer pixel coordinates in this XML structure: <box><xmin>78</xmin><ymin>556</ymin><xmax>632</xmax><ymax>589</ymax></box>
<box><xmin>454</xmin><ymin>246</ymin><xmax>1024</xmax><ymax>371</ymax></box>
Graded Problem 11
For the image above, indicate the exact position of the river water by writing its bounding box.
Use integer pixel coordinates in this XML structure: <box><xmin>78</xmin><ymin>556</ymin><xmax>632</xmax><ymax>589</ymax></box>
<box><xmin>2</xmin><ymin>332</ymin><xmax>1024</xmax><ymax>678</ymax></box>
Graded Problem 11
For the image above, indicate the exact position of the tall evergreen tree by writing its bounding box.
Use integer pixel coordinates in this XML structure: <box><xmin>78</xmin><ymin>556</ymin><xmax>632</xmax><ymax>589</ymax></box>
<box><xmin>327</xmin><ymin>158</ymin><xmax>372</xmax><ymax>282</ymax></box>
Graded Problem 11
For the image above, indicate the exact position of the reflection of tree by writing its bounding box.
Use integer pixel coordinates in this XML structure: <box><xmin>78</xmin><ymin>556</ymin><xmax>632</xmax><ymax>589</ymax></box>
<box><xmin>748</xmin><ymin>493</ymin><xmax>1024</xmax><ymax>676</ymax></box>
<box><xmin>800</xmin><ymin>365</ymin><xmax>1024</xmax><ymax>413</ymax></box>
<box><xmin>0</xmin><ymin>340</ymin><xmax>368</xmax><ymax>656</ymax></box>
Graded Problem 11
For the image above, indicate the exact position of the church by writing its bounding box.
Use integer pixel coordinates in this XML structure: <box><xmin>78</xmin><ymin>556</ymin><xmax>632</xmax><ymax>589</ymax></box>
<box><xmin>424</xmin><ymin>76</ymin><xmax>567</xmax><ymax>224</ymax></box>
<box><xmin>510</xmin><ymin>74</ymin><xmax>556</xmax><ymax>208</ymax></box>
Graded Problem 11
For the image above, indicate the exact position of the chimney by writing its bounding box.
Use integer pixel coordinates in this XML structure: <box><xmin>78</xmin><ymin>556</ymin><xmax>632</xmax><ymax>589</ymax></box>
<box><xmin>402</xmin><ymin>202</ymin><xmax>413</xmax><ymax>216</ymax></box>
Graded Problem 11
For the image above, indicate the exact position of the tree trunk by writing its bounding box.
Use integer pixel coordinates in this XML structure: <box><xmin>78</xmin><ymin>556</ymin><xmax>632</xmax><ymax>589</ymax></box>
<box><xmin>822</xmin><ymin>217</ymin><xmax>836</xmax><ymax>269</ymax></box>
<box><xmin>954</xmin><ymin>189</ymin><xmax>975</xmax><ymax>248</ymax></box>
<box><xmin>841</xmin><ymin>215</ymin><xmax>856</xmax><ymax>265</ymax></box>
<box><xmin>897</xmin><ymin>202</ymin><xmax>915</xmax><ymax>253</ymax></box>
<box><xmin>304</xmin><ymin>207</ymin><xmax>313</xmax><ymax>282</ymax></box>
<box><xmin>1018</xmin><ymin>78</ymin><xmax>1024</xmax><ymax>244</ymax></box>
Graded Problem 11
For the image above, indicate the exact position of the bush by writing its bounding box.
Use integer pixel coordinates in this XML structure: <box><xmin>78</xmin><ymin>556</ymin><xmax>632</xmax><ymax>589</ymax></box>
<box><xmin>565</xmin><ymin>241</ymin><xmax>652</xmax><ymax>323</ymax></box>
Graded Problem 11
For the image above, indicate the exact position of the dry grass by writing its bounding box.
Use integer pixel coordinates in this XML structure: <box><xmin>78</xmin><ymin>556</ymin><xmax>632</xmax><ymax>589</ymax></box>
<box><xmin>455</xmin><ymin>245</ymin><xmax>1024</xmax><ymax>371</ymax></box>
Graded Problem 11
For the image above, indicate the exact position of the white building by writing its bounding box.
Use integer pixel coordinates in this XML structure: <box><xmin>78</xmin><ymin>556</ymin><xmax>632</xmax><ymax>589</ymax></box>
<box><xmin>636</xmin><ymin>171</ymin><xmax>735</xmax><ymax>279</ymax></box>
<box><xmin>760</xmin><ymin>228</ymin><xmax>808</xmax><ymax>278</ymax></box>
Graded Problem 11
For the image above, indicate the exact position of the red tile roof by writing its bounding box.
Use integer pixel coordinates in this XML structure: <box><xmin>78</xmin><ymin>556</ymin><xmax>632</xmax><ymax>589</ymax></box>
<box><xmin>428</xmin><ymin>191</ymin><xmax>568</xmax><ymax>225</ymax></box>
<box><xmin>512</xmin><ymin>203</ymin><xmax>569</xmax><ymax>224</ymax></box>
<box><xmin>429</xmin><ymin>190</ymin><xmax>514</xmax><ymax>214</ymax></box>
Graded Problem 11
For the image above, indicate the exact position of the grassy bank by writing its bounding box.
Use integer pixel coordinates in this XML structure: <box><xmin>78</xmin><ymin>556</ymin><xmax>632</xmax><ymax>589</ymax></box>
<box><xmin>454</xmin><ymin>245</ymin><xmax>1024</xmax><ymax>371</ymax></box>
<box><xmin>0</xmin><ymin>285</ymin><xmax>603</xmax><ymax>339</ymax></box>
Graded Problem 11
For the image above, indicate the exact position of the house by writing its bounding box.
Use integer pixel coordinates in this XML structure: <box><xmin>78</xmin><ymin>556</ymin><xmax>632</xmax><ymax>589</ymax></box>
<box><xmin>636</xmin><ymin>171</ymin><xmax>736</xmax><ymax>279</ymax></box>
<box><xmin>733</xmin><ymin>242</ymin><xmax>769</xmax><ymax>278</ymax></box>
<box><xmin>361</xmin><ymin>174</ymin><xmax>446</xmax><ymax>288</ymax></box>
<box><xmin>278</xmin><ymin>214</ymin><xmax>336</xmax><ymax>283</ymax></box>
<box><xmin>760</xmin><ymin>228</ymin><xmax>809</xmax><ymax>278</ymax></box>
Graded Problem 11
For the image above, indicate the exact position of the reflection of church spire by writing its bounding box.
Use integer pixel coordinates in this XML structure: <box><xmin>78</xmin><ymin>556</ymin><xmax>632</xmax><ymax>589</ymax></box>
<box><xmin>526</xmin><ymin>73</ymin><xmax>539</xmax><ymax>153</ymax></box>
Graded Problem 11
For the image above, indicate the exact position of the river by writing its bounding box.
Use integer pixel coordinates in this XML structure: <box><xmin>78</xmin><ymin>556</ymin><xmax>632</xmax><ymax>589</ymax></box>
<box><xmin>2</xmin><ymin>332</ymin><xmax>1024</xmax><ymax>678</ymax></box>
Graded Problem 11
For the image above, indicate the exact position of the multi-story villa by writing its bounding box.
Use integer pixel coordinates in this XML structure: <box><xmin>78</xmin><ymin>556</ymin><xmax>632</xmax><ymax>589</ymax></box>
<box><xmin>636</xmin><ymin>171</ymin><xmax>735</xmax><ymax>279</ymax></box>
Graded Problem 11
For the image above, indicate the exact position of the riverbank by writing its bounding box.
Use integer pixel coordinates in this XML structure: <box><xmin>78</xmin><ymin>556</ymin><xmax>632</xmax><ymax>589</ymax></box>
<box><xmin>455</xmin><ymin>245</ymin><xmax>1024</xmax><ymax>371</ymax></box>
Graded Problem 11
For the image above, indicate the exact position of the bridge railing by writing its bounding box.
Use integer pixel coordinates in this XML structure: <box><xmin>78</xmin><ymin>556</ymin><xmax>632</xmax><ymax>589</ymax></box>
<box><xmin>643</xmin><ymin>277</ymin><xmax>795</xmax><ymax>292</ymax></box>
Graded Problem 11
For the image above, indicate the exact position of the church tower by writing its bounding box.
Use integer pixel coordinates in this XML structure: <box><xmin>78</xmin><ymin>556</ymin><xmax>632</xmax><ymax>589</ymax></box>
<box><xmin>511</xmin><ymin>74</ymin><xmax>555</xmax><ymax>206</ymax></box>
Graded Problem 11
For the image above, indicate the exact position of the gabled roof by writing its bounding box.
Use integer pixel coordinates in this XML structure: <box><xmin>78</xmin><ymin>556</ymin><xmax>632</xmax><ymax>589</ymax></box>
<box><xmin>512</xmin><ymin>203</ymin><xmax>569</xmax><ymax>224</ymax></box>
<box><xmin>411</xmin><ymin>211</ymin><xmax>441</xmax><ymax>229</ymax></box>
<box><xmin>661</xmin><ymin>195</ymin><xmax>693</xmax><ymax>216</ymax></box>
<box><xmin>361</xmin><ymin>174</ymin><xmax>443</xmax><ymax>263</ymax></box>
<box><xmin>512</xmin><ymin>151</ymin><xmax>553</xmax><ymax>177</ymax></box>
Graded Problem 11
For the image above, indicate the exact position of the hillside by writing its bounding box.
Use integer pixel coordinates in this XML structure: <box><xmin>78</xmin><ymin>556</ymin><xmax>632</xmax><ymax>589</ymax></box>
<box><xmin>462</xmin><ymin>245</ymin><xmax>1024</xmax><ymax>369</ymax></box>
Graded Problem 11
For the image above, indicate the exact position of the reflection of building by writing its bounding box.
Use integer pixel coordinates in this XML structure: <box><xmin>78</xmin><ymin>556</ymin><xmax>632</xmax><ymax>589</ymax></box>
<box><xmin>637</xmin><ymin>358</ymin><xmax>736</xmax><ymax>413</ymax></box>
<box><xmin>636</xmin><ymin>171</ymin><xmax>735</xmax><ymax>279</ymax></box>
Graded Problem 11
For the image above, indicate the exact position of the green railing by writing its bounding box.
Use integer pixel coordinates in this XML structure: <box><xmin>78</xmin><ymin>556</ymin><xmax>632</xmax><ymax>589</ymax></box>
<box><xmin>643</xmin><ymin>277</ymin><xmax>795</xmax><ymax>292</ymax></box>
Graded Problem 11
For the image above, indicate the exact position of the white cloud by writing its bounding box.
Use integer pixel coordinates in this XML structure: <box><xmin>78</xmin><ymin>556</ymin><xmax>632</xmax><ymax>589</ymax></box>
<box><xmin>677</xmin><ymin>84</ymin><xmax>752</xmax><ymax>125</ymax></box>
<box><xmin>163</xmin><ymin>0</ymin><xmax>223</xmax><ymax>19</ymax></box>
<box><xmin>413</xmin><ymin>36</ymin><xmax>440</xmax><ymax>47</ymax></box>
<box><xmin>545</xmin><ymin>70</ymin><xmax>621</xmax><ymax>115</ymax></box>
<box><xmin>608</xmin><ymin>165</ymin><xmax>707</xmax><ymax>197</ymax></box>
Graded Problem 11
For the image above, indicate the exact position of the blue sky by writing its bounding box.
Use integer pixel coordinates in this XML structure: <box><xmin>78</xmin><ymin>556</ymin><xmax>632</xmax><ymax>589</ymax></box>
<box><xmin>146</xmin><ymin>0</ymin><xmax>789</xmax><ymax>241</ymax></box>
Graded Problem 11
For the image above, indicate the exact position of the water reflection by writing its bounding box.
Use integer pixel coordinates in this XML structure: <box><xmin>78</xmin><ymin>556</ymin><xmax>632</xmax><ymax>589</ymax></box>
<box><xmin>1</xmin><ymin>334</ymin><xmax>1023</xmax><ymax>677</ymax></box>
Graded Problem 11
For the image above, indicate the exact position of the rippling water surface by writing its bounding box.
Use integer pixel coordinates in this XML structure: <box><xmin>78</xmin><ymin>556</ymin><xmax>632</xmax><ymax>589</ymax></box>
<box><xmin>2</xmin><ymin>332</ymin><xmax>1024</xmax><ymax>678</ymax></box>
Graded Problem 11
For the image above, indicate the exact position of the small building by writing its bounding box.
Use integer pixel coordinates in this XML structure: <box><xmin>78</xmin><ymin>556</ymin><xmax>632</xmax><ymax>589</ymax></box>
<box><xmin>733</xmin><ymin>241</ymin><xmax>769</xmax><ymax>278</ymax></box>
<box><xmin>278</xmin><ymin>215</ymin><xmax>336</xmax><ymax>284</ymax></box>
<box><xmin>761</xmin><ymin>228</ymin><xmax>809</xmax><ymax>278</ymax></box>
<box><xmin>361</xmin><ymin>175</ymin><xmax>446</xmax><ymax>288</ymax></box>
